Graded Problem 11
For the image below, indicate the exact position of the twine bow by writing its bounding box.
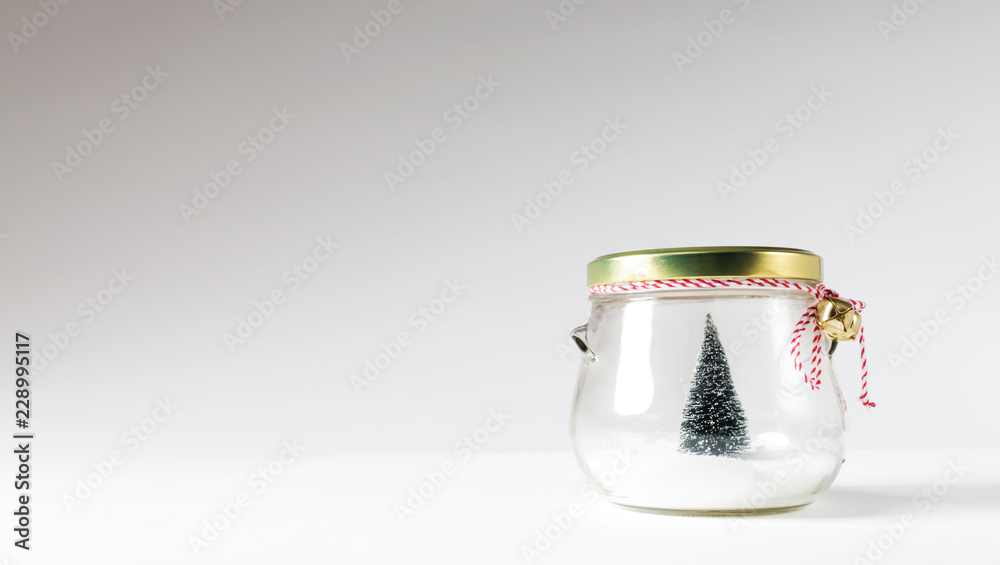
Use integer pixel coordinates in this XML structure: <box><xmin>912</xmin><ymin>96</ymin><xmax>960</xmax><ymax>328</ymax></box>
<box><xmin>589</xmin><ymin>278</ymin><xmax>875</xmax><ymax>408</ymax></box>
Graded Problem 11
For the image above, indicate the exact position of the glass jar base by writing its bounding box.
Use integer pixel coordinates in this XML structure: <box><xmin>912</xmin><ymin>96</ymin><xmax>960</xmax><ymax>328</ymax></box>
<box><xmin>610</xmin><ymin>501</ymin><xmax>813</xmax><ymax>517</ymax></box>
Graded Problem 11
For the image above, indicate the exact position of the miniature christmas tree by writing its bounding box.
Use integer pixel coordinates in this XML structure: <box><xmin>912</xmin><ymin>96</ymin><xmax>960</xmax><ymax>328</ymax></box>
<box><xmin>679</xmin><ymin>314</ymin><xmax>749</xmax><ymax>456</ymax></box>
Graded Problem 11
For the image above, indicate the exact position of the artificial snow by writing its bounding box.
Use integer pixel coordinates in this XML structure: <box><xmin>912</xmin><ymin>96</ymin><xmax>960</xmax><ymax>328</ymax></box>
<box><xmin>585</xmin><ymin>443</ymin><xmax>840</xmax><ymax>510</ymax></box>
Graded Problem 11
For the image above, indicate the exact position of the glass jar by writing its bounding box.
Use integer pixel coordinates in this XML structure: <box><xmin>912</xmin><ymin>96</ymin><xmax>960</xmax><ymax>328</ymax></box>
<box><xmin>570</xmin><ymin>247</ymin><xmax>863</xmax><ymax>515</ymax></box>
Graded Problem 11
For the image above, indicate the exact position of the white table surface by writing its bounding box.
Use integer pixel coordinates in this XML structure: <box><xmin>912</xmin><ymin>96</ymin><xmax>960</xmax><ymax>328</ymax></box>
<box><xmin>33</xmin><ymin>449</ymin><xmax>1000</xmax><ymax>564</ymax></box>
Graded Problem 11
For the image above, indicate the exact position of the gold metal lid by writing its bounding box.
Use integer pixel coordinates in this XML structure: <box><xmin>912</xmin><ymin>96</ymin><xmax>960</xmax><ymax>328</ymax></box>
<box><xmin>587</xmin><ymin>246</ymin><xmax>822</xmax><ymax>287</ymax></box>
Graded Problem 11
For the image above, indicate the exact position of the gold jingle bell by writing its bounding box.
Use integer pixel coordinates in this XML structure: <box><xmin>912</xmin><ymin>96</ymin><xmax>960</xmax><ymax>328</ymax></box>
<box><xmin>815</xmin><ymin>297</ymin><xmax>861</xmax><ymax>341</ymax></box>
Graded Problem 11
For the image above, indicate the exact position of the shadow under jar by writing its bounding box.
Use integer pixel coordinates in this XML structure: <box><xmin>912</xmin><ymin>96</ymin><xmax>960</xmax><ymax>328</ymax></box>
<box><xmin>570</xmin><ymin>247</ymin><xmax>852</xmax><ymax>515</ymax></box>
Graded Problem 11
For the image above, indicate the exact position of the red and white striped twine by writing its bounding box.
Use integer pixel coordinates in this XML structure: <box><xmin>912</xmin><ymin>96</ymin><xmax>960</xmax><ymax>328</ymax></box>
<box><xmin>589</xmin><ymin>277</ymin><xmax>874</xmax><ymax>408</ymax></box>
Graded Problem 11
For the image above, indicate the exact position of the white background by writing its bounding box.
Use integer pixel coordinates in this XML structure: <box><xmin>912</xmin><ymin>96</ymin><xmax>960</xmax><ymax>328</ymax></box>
<box><xmin>1</xmin><ymin>0</ymin><xmax>998</xmax><ymax>563</ymax></box>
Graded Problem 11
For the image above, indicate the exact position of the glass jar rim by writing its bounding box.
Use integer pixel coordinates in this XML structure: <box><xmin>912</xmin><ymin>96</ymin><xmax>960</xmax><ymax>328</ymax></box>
<box><xmin>587</xmin><ymin>246</ymin><xmax>822</xmax><ymax>288</ymax></box>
